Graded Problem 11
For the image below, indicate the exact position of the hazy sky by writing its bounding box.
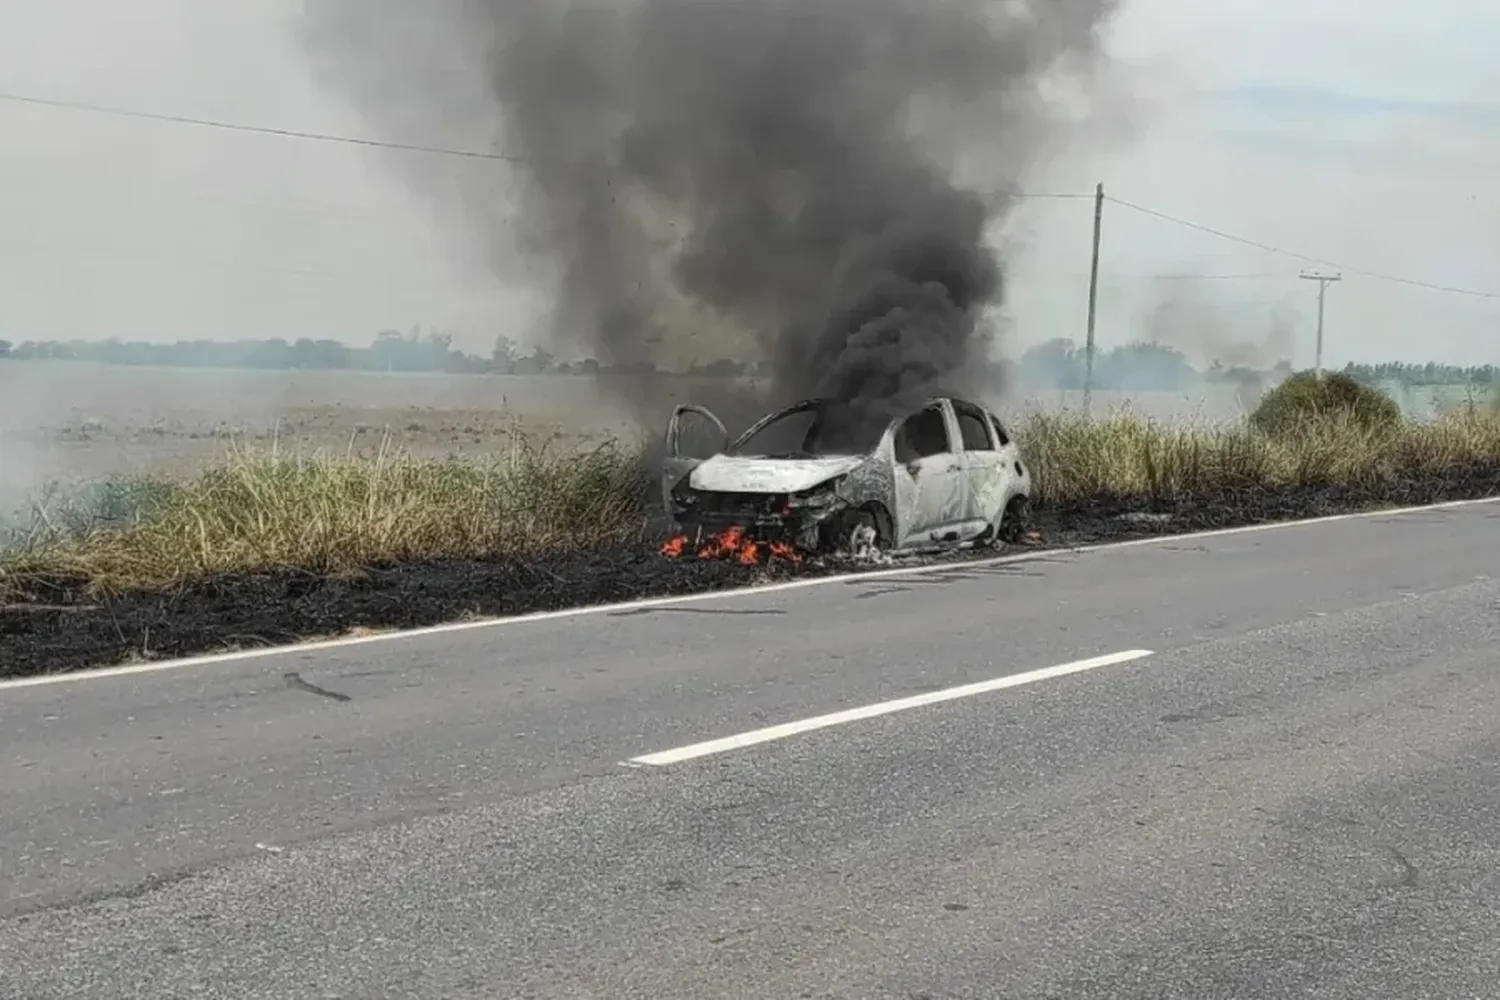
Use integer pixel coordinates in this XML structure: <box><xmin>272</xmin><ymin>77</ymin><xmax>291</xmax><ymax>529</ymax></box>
<box><xmin>0</xmin><ymin>0</ymin><xmax>1495</xmax><ymax>368</ymax></box>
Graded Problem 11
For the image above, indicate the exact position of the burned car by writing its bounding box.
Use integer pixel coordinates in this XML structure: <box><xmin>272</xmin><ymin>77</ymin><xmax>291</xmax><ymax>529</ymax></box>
<box><xmin>661</xmin><ymin>395</ymin><xmax>1032</xmax><ymax>556</ymax></box>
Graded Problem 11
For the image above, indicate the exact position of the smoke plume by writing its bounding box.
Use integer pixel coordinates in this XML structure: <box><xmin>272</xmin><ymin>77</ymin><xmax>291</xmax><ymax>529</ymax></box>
<box><xmin>1139</xmin><ymin>280</ymin><xmax>1297</xmax><ymax>372</ymax></box>
<box><xmin>297</xmin><ymin>0</ymin><xmax>1121</xmax><ymax>441</ymax></box>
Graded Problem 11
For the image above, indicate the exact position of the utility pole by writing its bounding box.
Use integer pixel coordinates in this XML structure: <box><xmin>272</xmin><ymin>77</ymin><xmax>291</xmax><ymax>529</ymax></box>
<box><xmin>1082</xmin><ymin>182</ymin><xmax>1104</xmax><ymax>415</ymax></box>
<box><xmin>1298</xmin><ymin>271</ymin><xmax>1341</xmax><ymax>376</ymax></box>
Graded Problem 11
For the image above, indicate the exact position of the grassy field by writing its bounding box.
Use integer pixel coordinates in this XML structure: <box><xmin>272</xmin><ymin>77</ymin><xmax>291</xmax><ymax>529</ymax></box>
<box><xmin>0</xmin><ymin>360</ymin><xmax>1291</xmax><ymax>485</ymax></box>
<box><xmin>3</xmin><ymin>361</ymin><xmax>1489</xmax><ymax>496</ymax></box>
<box><xmin>1023</xmin><ymin>406</ymin><xmax>1500</xmax><ymax>498</ymax></box>
<box><xmin>6</xmin><ymin>396</ymin><xmax>1500</xmax><ymax>600</ymax></box>
<box><xmin>0</xmin><ymin>438</ymin><xmax>653</xmax><ymax>597</ymax></box>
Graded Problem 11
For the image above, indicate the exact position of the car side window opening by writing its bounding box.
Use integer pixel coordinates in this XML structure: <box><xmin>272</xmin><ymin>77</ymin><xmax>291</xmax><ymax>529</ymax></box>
<box><xmin>893</xmin><ymin>405</ymin><xmax>951</xmax><ymax>463</ymax></box>
<box><xmin>952</xmin><ymin>403</ymin><xmax>994</xmax><ymax>451</ymax></box>
<box><xmin>989</xmin><ymin>414</ymin><xmax>1011</xmax><ymax>446</ymax></box>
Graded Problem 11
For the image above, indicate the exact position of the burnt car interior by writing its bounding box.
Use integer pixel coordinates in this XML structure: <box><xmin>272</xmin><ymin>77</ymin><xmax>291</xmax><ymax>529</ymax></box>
<box><xmin>693</xmin><ymin>397</ymin><xmax>982</xmax><ymax>464</ymax></box>
<box><xmin>893</xmin><ymin>404</ymin><xmax>949</xmax><ymax>464</ymax></box>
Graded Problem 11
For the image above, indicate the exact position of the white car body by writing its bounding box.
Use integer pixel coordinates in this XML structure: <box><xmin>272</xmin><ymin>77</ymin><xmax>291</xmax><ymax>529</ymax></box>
<box><xmin>661</xmin><ymin>395</ymin><xmax>1032</xmax><ymax>553</ymax></box>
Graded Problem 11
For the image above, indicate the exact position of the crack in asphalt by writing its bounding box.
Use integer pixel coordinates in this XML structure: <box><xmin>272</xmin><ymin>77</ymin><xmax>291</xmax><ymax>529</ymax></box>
<box><xmin>283</xmin><ymin>672</ymin><xmax>352</xmax><ymax>702</ymax></box>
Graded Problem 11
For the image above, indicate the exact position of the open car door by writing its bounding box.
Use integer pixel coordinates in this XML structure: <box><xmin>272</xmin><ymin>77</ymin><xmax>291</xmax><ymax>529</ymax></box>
<box><xmin>661</xmin><ymin>404</ymin><xmax>729</xmax><ymax>521</ymax></box>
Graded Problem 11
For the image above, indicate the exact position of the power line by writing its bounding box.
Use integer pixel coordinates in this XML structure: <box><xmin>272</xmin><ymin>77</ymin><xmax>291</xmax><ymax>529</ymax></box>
<box><xmin>1044</xmin><ymin>272</ymin><xmax>1295</xmax><ymax>281</ymax></box>
<box><xmin>0</xmin><ymin>90</ymin><xmax>525</xmax><ymax>163</ymax></box>
<box><xmin>5</xmin><ymin>87</ymin><xmax>1498</xmax><ymax>300</ymax></box>
<box><xmin>1106</xmin><ymin>195</ymin><xmax>1500</xmax><ymax>300</ymax></box>
<box><xmin>0</xmin><ymin>90</ymin><xmax>1093</xmax><ymax>201</ymax></box>
<box><xmin>1126</xmin><ymin>272</ymin><xmax>1292</xmax><ymax>280</ymax></box>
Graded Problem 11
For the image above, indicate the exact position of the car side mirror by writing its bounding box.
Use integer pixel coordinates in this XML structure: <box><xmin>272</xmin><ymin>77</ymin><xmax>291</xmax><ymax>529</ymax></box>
<box><xmin>906</xmin><ymin>460</ymin><xmax>921</xmax><ymax>477</ymax></box>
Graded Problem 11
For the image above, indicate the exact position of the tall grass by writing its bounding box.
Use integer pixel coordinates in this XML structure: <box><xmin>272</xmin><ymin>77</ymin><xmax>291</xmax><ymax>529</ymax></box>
<box><xmin>1</xmin><ymin>436</ymin><xmax>651</xmax><ymax>597</ymax></box>
<box><xmin>1021</xmin><ymin>405</ymin><xmax>1500</xmax><ymax>505</ymax></box>
<box><xmin>6</xmin><ymin>406</ymin><xmax>1500</xmax><ymax>598</ymax></box>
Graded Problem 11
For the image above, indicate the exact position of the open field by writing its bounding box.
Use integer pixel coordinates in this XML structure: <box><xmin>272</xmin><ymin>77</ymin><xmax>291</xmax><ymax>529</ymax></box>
<box><xmin>0</xmin><ymin>362</ymin><xmax>1269</xmax><ymax>481</ymax></box>
<box><xmin>0</xmin><ymin>363</ymin><xmax>660</xmax><ymax>484</ymax></box>
<box><xmin>5</xmin><ymin>389</ymin><xmax>1500</xmax><ymax>676</ymax></box>
<box><xmin>5</xmin><ymin>361</ymin><xmax>1498</xmax><ymax>678</ymax></box>
<box><xmin>2</xmin><ymin>361</ymin><xmax>1485</xmax><ymax>488</ymax></box>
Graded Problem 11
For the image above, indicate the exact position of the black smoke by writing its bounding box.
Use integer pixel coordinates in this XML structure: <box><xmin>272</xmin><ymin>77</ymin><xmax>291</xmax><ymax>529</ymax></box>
<box><xmin>297</xmin><ymin>0</ymin><xmax>1120</xmax><ymax>441</ymax></box>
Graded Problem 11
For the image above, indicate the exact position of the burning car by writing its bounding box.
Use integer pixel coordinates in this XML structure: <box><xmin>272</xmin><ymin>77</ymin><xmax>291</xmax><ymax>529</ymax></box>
<box><xmin>660</xmin><ymin>394</ymin><xmax>1032</xmax><ymax>559</ymax></box>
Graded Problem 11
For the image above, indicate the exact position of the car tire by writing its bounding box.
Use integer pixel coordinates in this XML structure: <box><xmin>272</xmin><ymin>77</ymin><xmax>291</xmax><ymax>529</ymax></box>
<box><xmin>996</xmin><ymin>495</ymin><xmax>1031</xmax><ymax>545</ymax></box>
<box><xmin>826</xmin><ymin>508</ymin><xmax>885</xmax><ymax>558</ymax></box>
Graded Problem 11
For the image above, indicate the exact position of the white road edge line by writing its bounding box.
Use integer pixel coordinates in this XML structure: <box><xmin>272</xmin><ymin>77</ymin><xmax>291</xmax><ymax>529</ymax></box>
<box><xmin>3</xmin><ymin>493</ymin><xmax>1496</xmax><ymax>690</ymax></box>
<box><xmin>624</xmin><ymin>649</ymin><xmax>1155</xmax><ymax>766</ymax></box>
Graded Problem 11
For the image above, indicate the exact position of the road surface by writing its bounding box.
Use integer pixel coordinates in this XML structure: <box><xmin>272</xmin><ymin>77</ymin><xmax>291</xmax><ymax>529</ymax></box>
<box><xmin>3</xmin><ymin>501</ymin><xmax>1500</xmax><ymax>998</ymax></box>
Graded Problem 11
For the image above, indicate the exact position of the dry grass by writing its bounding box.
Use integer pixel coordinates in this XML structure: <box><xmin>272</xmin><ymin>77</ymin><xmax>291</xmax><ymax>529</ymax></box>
<box><xmin>1</xmin><ymin>436</ymin><xmax>652</xmax><ymax>597</ymax></box>
<box><xmin>1021</xmin><ymin>404</ymin><xmax>1500</xmax><ymax>505</ymax></box>
<box><xmin>6</xmin><ymin>405</ymin><xmax>1500</xmax><ymax>598</ymax></box>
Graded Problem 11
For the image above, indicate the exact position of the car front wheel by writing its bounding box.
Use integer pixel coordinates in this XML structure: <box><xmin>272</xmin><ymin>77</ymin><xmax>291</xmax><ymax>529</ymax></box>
<box><xmin>823</xmin><ymin>507</ymin><xmax>887</xmax><ymax>558</ymax></box>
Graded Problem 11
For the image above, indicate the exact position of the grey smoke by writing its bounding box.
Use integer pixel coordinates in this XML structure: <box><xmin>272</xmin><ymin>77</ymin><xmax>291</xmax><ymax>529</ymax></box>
<box><xmin>297</xmin><ymin>0</ymin><xmax>1121</xmax><ymax>441</ymax></box>
<box><xmin>1128</xmin><ymin>278</ymin><xmax>1299</xmax><ymax>415</ymax></box>
<box><xmin>1139</xmin><ymin>279</ymin><xmax>1297</xmax><ymax>371</ymax></box>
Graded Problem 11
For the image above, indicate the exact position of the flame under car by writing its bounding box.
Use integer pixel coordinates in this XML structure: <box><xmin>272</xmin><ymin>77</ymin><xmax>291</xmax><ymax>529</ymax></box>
<box><xmin>660</xmin><ymin>395</ymin><xmax>1032</xmax><ymax>557</ymax></box>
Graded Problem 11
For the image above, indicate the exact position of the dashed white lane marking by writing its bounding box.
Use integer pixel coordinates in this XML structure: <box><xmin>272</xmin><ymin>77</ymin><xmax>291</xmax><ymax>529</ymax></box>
<box><xmin>624</xmin><ymin>648</ymin><xmax>1155</xmax><ymax>766</ymax></box>
<box><xmin>3</xmin><ymin>492</ymin><xmax>1495</xmax><ymax>691</ymax></box>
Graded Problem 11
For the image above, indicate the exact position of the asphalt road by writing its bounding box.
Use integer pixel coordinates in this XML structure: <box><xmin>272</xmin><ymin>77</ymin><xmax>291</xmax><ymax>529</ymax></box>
<box><xmin>4</xmin><ymin>500</ymin><xmax>1500</xmax><ymax>998</ymax></box>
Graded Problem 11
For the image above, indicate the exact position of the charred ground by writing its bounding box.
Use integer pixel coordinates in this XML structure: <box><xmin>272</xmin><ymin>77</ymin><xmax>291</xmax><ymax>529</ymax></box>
<box><xmin>7</xmin><ymin>471</ymin><xmax>1500</xmax><ymax>679</ymax></box>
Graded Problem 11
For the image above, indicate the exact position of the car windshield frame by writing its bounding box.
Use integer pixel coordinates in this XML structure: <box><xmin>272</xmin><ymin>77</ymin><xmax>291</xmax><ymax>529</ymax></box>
<box><xmin>727</xmin><ymin>399</ymin><xmax>882</xmax><ymax>459</ymax></box>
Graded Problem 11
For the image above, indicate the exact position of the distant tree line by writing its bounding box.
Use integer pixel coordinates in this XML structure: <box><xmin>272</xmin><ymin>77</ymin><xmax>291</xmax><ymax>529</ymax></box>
<box><xmin>1337</xmin><ymin>360</ymin><xmax>1500</xmax><ymax>387</ymax></box>
<box><xmin>0</xmin><ymin>330</ymin><xmax>1490</xmax><ymax>391</ymax></box>
<box><xmin>0</xmin><ymin>329</ymin><xmax>703</xmax><ymax>376</ymax></box>
<box><xmin>1012</xmin><ymin>339</ymin><xmax>1295</xmax><ymax>390</ymax></box>
<box><xmin>1012</xmin><ymin>339</ymin><xmax>1498</xmax><ymax>391</ymax></box>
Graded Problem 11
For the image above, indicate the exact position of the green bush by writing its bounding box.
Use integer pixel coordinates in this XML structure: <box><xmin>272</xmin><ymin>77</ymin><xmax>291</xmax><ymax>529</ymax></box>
<box><xmin>1250</xmin><ymin>371</ymin><xmax>1401</xmax><ymax>437</ymax></box>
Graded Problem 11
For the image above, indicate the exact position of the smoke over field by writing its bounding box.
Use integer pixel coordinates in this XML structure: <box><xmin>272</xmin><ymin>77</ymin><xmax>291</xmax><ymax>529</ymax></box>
<box><xmin>298</xmin><ymin>0</ymin><xmax>1121</xmax><ymax>437</ymax></box>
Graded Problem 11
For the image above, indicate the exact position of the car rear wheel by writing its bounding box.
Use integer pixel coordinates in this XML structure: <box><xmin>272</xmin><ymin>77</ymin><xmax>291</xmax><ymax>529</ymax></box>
<box><xmin>996</xmin><ymin>494</ymin><xmax>1031</xmax><ymax>545</ymax></box>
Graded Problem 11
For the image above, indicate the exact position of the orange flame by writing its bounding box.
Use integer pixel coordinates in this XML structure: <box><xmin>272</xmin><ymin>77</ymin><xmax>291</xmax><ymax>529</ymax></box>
<box><xmin>697</xmin><ymin>525</ymin><xmax>746</xmax><ymax>559</ymax></box>
<box><xmin>659</xmin><ymin>526</ymin><xmax>803</xmax><ymax>564</ymax></box>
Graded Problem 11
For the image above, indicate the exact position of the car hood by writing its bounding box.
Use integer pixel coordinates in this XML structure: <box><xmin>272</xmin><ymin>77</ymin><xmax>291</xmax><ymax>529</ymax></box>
<box><xmin>688</xmin><ymin>454</ymin><xmax>867</xmax><ymax>494</ymax></box>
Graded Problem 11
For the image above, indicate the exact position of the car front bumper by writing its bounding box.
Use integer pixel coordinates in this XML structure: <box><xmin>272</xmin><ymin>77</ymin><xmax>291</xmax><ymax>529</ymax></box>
<box><xmin>671</xmin><ymin>489</ymin><xmax>844</xmax><ymax>550</ymax></box>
